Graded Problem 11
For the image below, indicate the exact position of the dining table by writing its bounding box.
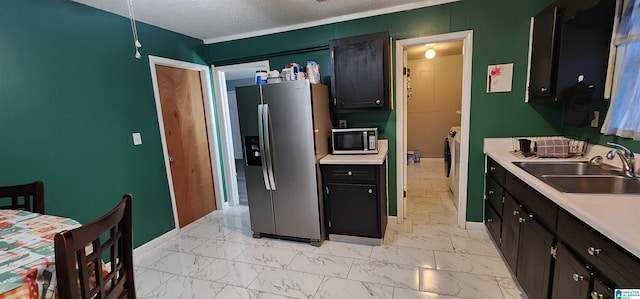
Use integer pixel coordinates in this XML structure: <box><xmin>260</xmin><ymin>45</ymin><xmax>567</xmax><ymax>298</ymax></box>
<box><xmin>0</xmin><ymin>209</ymin><xmax>81</xmax><ymax>299</ymax></box>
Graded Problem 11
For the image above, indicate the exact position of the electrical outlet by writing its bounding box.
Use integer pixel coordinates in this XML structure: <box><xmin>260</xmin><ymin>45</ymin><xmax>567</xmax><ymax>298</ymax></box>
<box><xmin>339</xmin><ymin>119</ymin><xmax>347</xmax><ymax>128</ymax></box>
<box><xmin>591</xmin><ymin>111</ymin><xmax>599</xmax><ymax>128</ymax></box>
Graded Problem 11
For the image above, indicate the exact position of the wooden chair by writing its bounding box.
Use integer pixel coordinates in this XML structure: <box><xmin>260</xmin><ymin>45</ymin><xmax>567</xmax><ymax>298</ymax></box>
<box><xmin>0</xmin><ymin>181</ymin><xmax>45</xmax><ymax>214</ymax></box>
<box><xmin>55</xmin><ymin>194</ymin><xmax>135</xmax><ymax>299</ymax></box>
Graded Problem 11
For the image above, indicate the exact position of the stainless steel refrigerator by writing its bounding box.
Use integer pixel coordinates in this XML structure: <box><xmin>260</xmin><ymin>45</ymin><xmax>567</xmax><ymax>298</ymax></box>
<box><xmin>235</xmin><ymin>80</ymin><xmax>331</xmax><ymax>246</ymax></box>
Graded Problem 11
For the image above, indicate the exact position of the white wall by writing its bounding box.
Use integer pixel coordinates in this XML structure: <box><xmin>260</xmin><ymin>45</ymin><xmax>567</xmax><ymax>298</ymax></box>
<box><xmin>226</xmin><ymin>91</ymin><xmax>243</xmax><ymax>158</ymax></box>
<box><xmin>226</xmin><ymin>78</ymin><xmax>255</xmax><ymax>159</ymax></box>
<box><xmin>407</xmin><ymin>54</ymin><xmax>462</xmax><ymax>158</ymax></box>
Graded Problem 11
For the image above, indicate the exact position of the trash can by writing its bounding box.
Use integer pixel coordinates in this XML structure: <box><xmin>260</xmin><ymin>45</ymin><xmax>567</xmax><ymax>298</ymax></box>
<box><xmin>407</xmin><ymin>151</ymin><xmax>415</xmax><ymax>165</ymax></box>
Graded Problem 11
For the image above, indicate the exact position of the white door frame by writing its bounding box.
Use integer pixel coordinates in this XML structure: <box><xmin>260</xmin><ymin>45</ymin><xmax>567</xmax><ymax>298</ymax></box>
<box><xmin>211</xmin><ymin>61</ymin><xmax>270</xmax><ymax>206</ymax></box>
<box><xmin>395</xmin><ymin>30</ymin><xmax>473</xmax><ymax>229</ymax></box>
<box><xmin>148</xmin><ymin>55</ymin><xmax>227</xmax><ymax>229</ymax></box>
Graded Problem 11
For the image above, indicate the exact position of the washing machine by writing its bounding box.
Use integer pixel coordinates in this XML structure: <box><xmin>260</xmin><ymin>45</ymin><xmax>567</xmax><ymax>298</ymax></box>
<box><xmin>444</xmin><ymin>126</ymin><xmax>461</xmax><ymax>207</ymax></box>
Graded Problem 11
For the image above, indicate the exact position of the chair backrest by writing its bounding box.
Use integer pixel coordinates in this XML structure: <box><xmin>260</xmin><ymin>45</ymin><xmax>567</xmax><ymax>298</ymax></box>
<box><xmin>55</xmin><ymin>194</ymin><xmax>135</xmax><ymax>299</ymax></box>
<box><xmin>0</xmin><ymin>181</ymin><xmax>45</xmax><ymax>214</ymax></box>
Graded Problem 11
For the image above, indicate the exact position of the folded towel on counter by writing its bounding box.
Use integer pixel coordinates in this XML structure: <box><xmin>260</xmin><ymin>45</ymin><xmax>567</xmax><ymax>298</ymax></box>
<box><xmin>536</xmin><ymin>139</ymin><xmax>569</xmax><ymax>158</ymax></box>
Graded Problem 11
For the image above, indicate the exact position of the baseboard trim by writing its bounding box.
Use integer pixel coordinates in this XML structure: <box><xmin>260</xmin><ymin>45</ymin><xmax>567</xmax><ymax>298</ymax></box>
<box><xmin>133</xmin><ymin>227</ymin><xmax>179</xmax><ymax>257</ymax></box>
<box><xmin>465</xmin><ymin>221</ymin><xmax>485</xmax><ymax>230</ymax></box>
<box><xmin>388</xmin><ymin>216</ymin><xmax>485</xmax><ymax>232</ymax></box>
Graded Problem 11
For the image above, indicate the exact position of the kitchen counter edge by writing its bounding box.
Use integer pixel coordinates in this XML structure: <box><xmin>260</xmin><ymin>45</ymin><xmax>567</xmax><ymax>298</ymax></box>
<box><xmin>484</xmin><ymin>138</ymin><xmax>640</xmax><ymax>259</ymax></box>
<box><xmin>320</xmin><ymin>140</ymin><xmax>388</xmax><ymax>165</ymax></box>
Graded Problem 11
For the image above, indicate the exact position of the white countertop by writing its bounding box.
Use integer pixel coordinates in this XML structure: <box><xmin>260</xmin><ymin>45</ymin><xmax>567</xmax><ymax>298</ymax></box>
<box><xmin>320</xmin><ymin>140</ymin><xmax>388</xmax><ymax>165</ymax></box>
<box><xmin>484</xmin><ymin>138</ymin><xmax>640</xmax><ymax>258</ymax></box>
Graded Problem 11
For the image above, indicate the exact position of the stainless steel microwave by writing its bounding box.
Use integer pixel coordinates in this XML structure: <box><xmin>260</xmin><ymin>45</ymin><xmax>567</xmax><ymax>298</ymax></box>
<box><xmin>331</xmin><ymin>128</ymin><xmax>378</xmax><ymax>154</ymax></box>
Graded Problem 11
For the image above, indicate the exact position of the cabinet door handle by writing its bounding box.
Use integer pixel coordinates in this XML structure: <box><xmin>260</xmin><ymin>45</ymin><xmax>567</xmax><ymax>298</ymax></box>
<box><xmin>490</xmin><ymin>166</ymin><xmax>496</xmax><ymax>171</ymax></box>
<box><xmin>487</xmin><ymin>218</ymin><xmax>493</xmax><ymax>223</ymax></box>
<box><xmin>541</xmin><ymin>87</ymin><xmax>548</xmax><ymax>92</ymax></box>
<box><xmin>519</xmin><ymin>217</ymin><xmax>526</xmax><ymax>223</ymax></box>
<box><xmin>375</xmin><ymin>99</ymin><xmax>381</xmax><ymax>105</ymax></box>
<box><xmin>368</xmin><ymin>189</ymin><xmax>373</xmax><ymax>194</ymax></box>
<box><xmin>488</xmin><ymin>190</ymin><xmax>495</xmax><ymax>195</ymax></box>
<box><xmin>591</xmin><ymin>291</ymin><xmax>604</xmax><ymax>299</ymax></box>
<box><xmin>347</xmin><ymin>171</ymin><xmax>353</xmax><ymax>176</ymax></box>
<box><xmin>512</xmin><ymin>210</ymin><xmax>520</xmax><ymax>216</ymax></box>
<box><xmin>587</xmin><ymin>247</ymin><xmax>602</xmax><ymax>256</ymax></box>
<box><xmin>572</xmin><ymin>273</ymin><xmax>585</xmax><ymax>282</ymax></box>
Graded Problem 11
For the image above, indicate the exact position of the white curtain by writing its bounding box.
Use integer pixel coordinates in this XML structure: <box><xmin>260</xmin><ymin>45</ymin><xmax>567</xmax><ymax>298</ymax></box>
<box><xmin>601</xmin><ymin>0</ymin><xmax>640</xmax><ymax>140</ymax></box>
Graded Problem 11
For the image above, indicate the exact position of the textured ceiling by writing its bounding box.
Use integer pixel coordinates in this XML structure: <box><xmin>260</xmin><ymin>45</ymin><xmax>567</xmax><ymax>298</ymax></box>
<box><xmin>72</xmin><ymin>0</ymin><xmax>458</xmax><ymax>43</ymax></box>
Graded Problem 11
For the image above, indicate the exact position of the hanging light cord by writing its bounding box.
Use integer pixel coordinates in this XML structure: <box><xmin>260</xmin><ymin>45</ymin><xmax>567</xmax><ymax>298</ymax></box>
<box><xmin>127</xmin><ymin>0</ymin><xmax>142</xmax><ymax>59</ymax></box>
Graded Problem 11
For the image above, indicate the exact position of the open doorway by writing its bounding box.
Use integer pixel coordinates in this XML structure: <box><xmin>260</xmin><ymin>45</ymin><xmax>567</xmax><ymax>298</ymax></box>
<box><xmin>395</xmin><ymin>31</ymin><xmax>473</xmax><ymax>229</ymax></box>
<box><xmin>406</xmin><ymin>40</ymin><xmax>463</xmax><ymax>209</ymax></box>
<box><xmin>212</xmin><ymin>61</ymin><xmax>270</xmax><ymax>206</ymax></box>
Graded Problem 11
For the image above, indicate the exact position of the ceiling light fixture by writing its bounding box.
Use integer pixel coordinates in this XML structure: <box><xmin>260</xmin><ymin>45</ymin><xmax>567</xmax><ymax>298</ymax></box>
<box><xmin>425</xmin><ymin>48</ymin><xmax>436</xmax><ymax>59</ymax></box>
<box><xmin>127</xmin><ymin>0</ymin><xmax>142</xmax><ymax>59</ymax></box>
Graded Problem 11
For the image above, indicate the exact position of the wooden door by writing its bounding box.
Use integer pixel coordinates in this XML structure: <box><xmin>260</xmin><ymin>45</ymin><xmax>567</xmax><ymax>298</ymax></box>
<box><xmin>156</xmin><ymin>65</ymin><xmax>216</xmax><ymax>227</ymax></box>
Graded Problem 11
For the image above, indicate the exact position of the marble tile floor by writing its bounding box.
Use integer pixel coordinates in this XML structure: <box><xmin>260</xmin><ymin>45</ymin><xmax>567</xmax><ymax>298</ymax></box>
<box><xmin>134</xmin><ymin>158</ymin><xmax>526</xmax><ymax>299</ymax></box>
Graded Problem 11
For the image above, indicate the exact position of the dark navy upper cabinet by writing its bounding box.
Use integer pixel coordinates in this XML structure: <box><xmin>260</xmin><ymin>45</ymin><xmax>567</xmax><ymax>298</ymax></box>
<box><xmin>528</xmin><ymin>0</ymin><xmax>615</xmax><ymax>102</ymax></box>
<box><xmin>528</xmin><ymin>4</ymin><xmax>562</xmax><ymax>100</ymax></box>
<box><xmin>329</xmin><ymin>32</ymin><xmax>391</xmax><ymax>111</ymax></box>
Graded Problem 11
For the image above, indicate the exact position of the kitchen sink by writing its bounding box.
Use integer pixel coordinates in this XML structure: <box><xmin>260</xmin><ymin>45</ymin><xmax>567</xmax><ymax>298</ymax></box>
<box><xmin>539</xmin><ymin>175</ymin><xmax>640</xmax><ymax>194</ymax></box>
<box><xmin>513</xmin><ymin>161</ymin><xmax>614</xmax><ymax>176</ymax></box>
<box><xmin>511</xmin><ymin>161</ymin><xmax>640</xmax><ymax>193</ymax></box>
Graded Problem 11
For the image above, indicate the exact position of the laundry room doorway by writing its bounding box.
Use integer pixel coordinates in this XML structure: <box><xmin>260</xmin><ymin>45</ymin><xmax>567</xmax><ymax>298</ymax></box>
<box><xmin>395</xmin><ymin>31</ymin><xmax>473</xmax><ymax>229</ymax></box>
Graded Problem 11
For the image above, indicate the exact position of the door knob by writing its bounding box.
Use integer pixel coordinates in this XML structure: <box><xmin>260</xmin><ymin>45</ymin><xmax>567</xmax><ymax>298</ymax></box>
<box><xmin>168</xmin><ymin>156</ymin><xmax>175</xmax><ymax>162</ymax></box>
<box><xmin>587</xmin><ymin>247</ymin><xmax>602</xmax><ymax>256</ymax></box>
<box><xmin>375</xmin><ymin>99</ymin><xmax>381</xmax><ymax>105</ymax></box>
<box><xmin>347</xmin><ymin>171</ymin><xmax>353</xmax><ymax>176</ymax></box>
<box><xmin>368</xmin><ymin>189</ymin><xmax>373</xmax><ymax>194</ymax></box>
<box><xmin>572</xmin><ymin>273</ymin><xmax>585</xmax><ymax>282</ymax></box>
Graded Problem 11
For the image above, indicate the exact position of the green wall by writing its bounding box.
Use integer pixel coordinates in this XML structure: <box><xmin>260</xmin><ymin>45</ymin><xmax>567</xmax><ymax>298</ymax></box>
<box><xmin>4</xmin><ymin>0</ymin><xmax>634</xmax><ymax>249</ymax></box>
<box><xmin>206</xmin><ymin>0</ymin><xmax>565</xmax><ymax>221</ymax></box>
<box><xmin>0</xmin><ymin>0</ymin><xmax>207</xmax><ymax>246</ymax></box>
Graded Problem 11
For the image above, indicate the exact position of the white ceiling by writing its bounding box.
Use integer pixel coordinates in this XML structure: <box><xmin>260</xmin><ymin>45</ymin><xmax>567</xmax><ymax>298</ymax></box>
<box><xmin>72</xmin><ymin>0</ymin><xmax>458</xmax><ymax>43</ymax></box>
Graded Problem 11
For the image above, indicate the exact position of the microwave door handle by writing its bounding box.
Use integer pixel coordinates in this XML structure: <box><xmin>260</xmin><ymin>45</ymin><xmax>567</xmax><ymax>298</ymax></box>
<box><xmin>257</xmin><ymin>104</ymin><xmax>271</xmax><ymax>190</ymax></box>
<box><xmin>363</xmin><ymin>132</ymin><xmax>368</xmax><ymax>148</ymax></box>
<box><xmin>263</xmin><ymin>104</ymin><xmax>276</xmax><ymax>190</ymax></box>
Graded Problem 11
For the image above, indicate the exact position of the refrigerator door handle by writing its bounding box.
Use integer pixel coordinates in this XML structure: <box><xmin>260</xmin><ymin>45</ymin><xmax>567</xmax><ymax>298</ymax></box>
<box><xmin>263</xmin><ymin>104</ymin><xmax>277</xmax><ymax>190</ymax></box>
<box><xmin>257</xmin><ymin>104</ymin><xmax>271</xmax><ymax>190</ymax></box>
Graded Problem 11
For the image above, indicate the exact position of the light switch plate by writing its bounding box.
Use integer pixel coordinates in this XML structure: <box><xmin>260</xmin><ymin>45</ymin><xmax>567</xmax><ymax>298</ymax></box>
<box><xmin>132</xmin><ymin>132</ymin><xmax>142</xmax><ymax>145</ymax></box>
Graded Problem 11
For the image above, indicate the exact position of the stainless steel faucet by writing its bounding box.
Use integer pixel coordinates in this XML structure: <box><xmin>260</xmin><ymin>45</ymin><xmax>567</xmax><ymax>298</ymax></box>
<box><xmin>606</xmin><ymin>142</ymin><xmax>637</xmax><ymax>178</ymax></box>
